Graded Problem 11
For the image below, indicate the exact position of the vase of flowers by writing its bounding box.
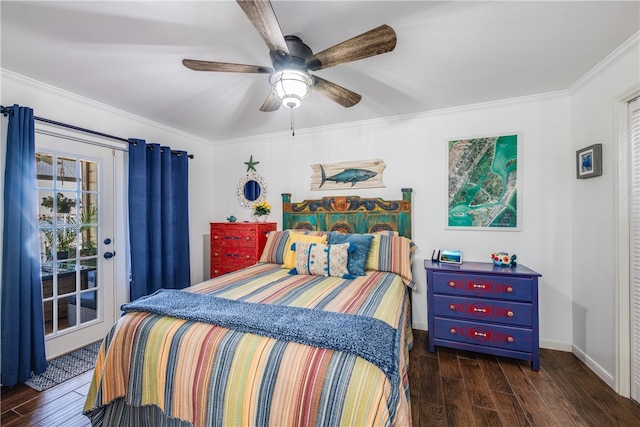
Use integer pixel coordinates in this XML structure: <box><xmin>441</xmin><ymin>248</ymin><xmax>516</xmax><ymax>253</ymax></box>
<box><xmin>252</xmin><ymin>200</ymin><xmax>271</xmax><ymax>222</ymax></box>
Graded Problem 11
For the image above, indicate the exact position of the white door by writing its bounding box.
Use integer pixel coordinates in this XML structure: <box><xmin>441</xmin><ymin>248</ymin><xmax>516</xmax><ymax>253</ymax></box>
<box><xmin>36</xmin><ymin>130</ymin><xmax>126</xmax><ymax>359</ymax></box>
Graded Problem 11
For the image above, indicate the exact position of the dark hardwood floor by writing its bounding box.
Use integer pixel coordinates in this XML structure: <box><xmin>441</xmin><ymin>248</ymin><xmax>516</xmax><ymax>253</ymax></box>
<box><xmin>1</xmin><ymin>369</ymin><xmax>93</xmax><ymax>426</ymax></box>
<box><xmin>2</xmin><ymin>330</ymin><xmax>640</xmax><ymax>426</ymax></box>
<box><xmin>408</xmin><ymin>330</ymin><xmax>640</xmax><ymax>426</ymax></box>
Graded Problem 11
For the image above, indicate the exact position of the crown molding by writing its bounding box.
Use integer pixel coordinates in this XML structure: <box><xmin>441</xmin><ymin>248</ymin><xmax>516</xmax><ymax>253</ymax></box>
<box><xmin>217</xmin><ymin>90</ymin><xmax>568</xmax><ymax>145</ymax></box>
<box><xmin>1</xmin><ymin>68</ymin><xmax>215</xmax><ymax>147</ymax></box>
<box><xmin>569</xmin><ymin>31</ymin><xmax>640</xmax><ymax>94</ymax></box>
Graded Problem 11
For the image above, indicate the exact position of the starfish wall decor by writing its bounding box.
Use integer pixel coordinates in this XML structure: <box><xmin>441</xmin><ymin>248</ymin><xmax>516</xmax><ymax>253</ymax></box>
<box><xmin>244</xmin><ymin>155</ymin><xmax>259</xmax><ymax>172</ymax></box>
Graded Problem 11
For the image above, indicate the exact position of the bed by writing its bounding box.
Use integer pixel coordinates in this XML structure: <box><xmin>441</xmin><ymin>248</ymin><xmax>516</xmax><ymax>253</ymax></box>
<box><xmin>84</xmin><ymin>189</ymin><xmax>416</xmax><ymax>426</ymax></box>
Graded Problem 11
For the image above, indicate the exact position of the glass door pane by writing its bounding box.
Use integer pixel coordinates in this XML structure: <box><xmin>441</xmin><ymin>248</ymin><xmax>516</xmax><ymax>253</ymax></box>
<box><xmin>37</xmin><ymin>153</ymin><xmax>99</xmax><ymax>335</ymax></box>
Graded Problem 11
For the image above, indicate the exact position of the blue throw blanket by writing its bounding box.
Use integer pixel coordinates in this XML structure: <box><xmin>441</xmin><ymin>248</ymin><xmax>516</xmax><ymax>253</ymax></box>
<box><xmin>121</xmin><ymin>289</ymin><xmax>399</xmax><ymax>383</ymax></box>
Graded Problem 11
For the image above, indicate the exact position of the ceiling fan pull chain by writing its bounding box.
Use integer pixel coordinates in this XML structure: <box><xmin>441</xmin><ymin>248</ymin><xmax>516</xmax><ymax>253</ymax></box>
<box><xmin>291</xmin><ymin>108</ymin><xmax>295</xmax><ymax>136</ymax></box>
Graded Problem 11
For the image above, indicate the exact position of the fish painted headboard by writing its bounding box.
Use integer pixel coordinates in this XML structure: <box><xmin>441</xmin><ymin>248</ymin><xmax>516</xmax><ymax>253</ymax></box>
<box><xmin>282</xmin><ymin>189</ymin><xmax>412</xmax><ymax>238</ymax></box>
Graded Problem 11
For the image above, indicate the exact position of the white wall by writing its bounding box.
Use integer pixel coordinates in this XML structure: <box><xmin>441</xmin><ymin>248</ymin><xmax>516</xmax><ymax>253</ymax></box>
<box><xmin>0</xmin><ymin>70</ymin><xmax>216</xmax><ymax>285</ymax></box>
<box><xmin>569</xmin><ymin>36</ymin><xmax>640</xmax><ymax>385</ymax></box>
<box><xmin>211</xmin><ymin>93</ymin><xmax>574</xmax><ymax>350</ymax></box>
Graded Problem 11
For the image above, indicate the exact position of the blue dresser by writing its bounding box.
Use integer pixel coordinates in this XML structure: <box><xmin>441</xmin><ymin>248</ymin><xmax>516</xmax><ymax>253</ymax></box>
<box><xmin>425</xmin><ymin>260</ymin><xmax>542</xmax><ymax>370</ymax></box>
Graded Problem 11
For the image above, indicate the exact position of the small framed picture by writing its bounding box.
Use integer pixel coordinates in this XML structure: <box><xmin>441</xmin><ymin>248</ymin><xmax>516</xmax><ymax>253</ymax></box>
<box><xmin>576</xmin><ymin>144</ymin><xmax>602</xmax><ymax>179</ymax></box>
<box><xmin>439</xmin><ymin>249</ymin><xmax>462</xmax><ymax>264</ymax></box>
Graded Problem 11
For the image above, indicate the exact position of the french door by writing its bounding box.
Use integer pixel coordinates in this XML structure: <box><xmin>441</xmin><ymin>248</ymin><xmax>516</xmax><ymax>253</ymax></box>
<box><xmin>36</xmin><ymin>132</ymin><xmax>125</xmax><ymax>359</ymax></box>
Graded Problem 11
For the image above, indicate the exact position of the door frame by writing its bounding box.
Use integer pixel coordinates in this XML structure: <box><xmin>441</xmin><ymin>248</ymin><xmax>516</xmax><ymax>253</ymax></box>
<box><xmin>35</xmin><ymin>121</ymin><xmax>128</xmax><ymax>359</ymax></box>
<box><xmin>614</xmin><ymin>86</ymin><xmax>640</xmax><ymax>398</ymax></box>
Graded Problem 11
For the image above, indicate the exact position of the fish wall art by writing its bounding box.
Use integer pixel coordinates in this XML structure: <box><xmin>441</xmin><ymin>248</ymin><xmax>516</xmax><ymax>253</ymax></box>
<box><xmin>310</xmin><ymin>159</ymin><xmax>386</xmax><ymax>191</ymax></box>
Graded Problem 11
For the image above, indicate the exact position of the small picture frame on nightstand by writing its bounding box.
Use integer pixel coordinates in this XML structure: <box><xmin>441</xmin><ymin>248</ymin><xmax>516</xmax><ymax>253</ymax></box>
<box><xmin>439</xmin><ymin>249</ymin><xmax>462</xmax><ymax>264</ymax></box>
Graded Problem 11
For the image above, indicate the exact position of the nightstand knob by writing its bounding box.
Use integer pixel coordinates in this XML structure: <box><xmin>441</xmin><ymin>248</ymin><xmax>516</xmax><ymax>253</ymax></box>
<box><xmin>246</xmin><ymin>236</ymin><xmax>251</xmax><ymax>241</ymax></box>
<box><xmin>246</xmin><ymin>255</ymin><xmax>250</xmax><ymax>259</ymax></box>
<box><xmin>507</xmin><ymin>310</ymin><xmax>514</xmax><ymax>317</ymax></box>
<box><xmin>449</xmin><ymin>304</ymin><xmax>456</xmax><ymax>311</ymax></box>
<box><xmin>449</xmin><ymin>328</ymin><xmax>457</xmax><ymax>334</ymax></box>
<box><xmin>507</xmin><ymin>336</ymin><xmax>514</xmax><ymax>343</ymax></box>
<box><xmin>213</xmin><ymin>235</ymin><xmax>219</xmax><ymax>240</ymax></box>
<box><xmin>213</xmin><ymin>252</ymin><xmax>219</xmax><ymax>257</ymax></box>
<box><xmin>213</xmin><ymin>269</ymin><xmax>219</xmax><ymax>274</ymax></box>
<box><xmin>506</xmin><ymin>286</ymin><xmax>514</xmax><ymax>293</ymax></box>
<box><xmin>448</xmin><ymin>281</ymin><xmax>455</xmax><ymax>287</ymax></box>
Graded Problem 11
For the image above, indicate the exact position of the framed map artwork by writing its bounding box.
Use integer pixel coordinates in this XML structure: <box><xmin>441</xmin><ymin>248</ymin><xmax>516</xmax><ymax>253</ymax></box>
<box><xmin>447</xmin><ymin>134</ymin><xmax>521</xmax><ymax>230</ymax></box>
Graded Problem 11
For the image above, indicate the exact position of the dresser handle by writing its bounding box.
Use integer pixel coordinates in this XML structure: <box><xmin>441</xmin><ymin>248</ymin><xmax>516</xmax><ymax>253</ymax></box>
<box><xmin>246</xmin><ymin>255</ymin><xmax>250</xmax><ymax>259</ymax></box>
<box><xmin>213</xmin><ymin>235</ymin><xmax>219</xmax><ymax>240</ymax></box>
<box><xmin>507</xmin><ymin>336</ymin><xmax>514</xmax><ymax>343</ymax></box>
<box><xmin>449</xmin><ymin>328</ymin><xmax>457</xmax><ymax>334</ymax></box>
<box><xmin>246</xmin><ymin>236</ymin><xmax>251</xmax><ymax>241</ymax></box>
<box><xmin>213</xmin><ymin>252</ymin><xmax>219</xmax><ymax>257</ymax></box>
<box><xmin>507</xmin><ymin>310</ymin><xmax>514</xmax><ymax>317</ymax></box>
<box><xmin>449</xmin><ymin>304</ymin><xmax>456</xmax><ymax>311</ymax></box>
<box><xmin>448</xmin><ymin>281</ymin><xmax>455</xmax><ymax>287</ymax></box>
<box><xmin>213</xmin><ymin>269</ymin><xmax>219</xmax><ymax>274</ymax></box>
<box><xmin>506</xmin><ymin>286</ymin><xmax>513</xmax><ymax>293</ymax></box>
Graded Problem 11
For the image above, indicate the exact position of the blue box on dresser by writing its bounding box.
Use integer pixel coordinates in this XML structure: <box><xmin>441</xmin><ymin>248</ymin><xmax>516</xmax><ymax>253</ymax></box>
<box><xmin>424</xmin><ymin>260</ymin><xmax>542</xmax><ymax>370</ymax></box>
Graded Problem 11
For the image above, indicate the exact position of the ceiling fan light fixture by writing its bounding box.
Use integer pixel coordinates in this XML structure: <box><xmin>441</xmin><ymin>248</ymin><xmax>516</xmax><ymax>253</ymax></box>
<box><xmin>270</xmin><ymin>69</ymin><xmax>313</xmax><ymax>109</ymax></box>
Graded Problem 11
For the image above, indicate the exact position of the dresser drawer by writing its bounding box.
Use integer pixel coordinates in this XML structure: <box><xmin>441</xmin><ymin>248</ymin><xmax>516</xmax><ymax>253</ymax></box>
<box><xmin>432</xmin><ymin>271</ymin><xmax>532</xmax><ymax>302</ymax></box>
<box><xmin>433</xmin><ymin>295</ymin><xmax>532</xmax><ymax>327</ymax></box>
<box><xmin>211</xmin><ymin>265</ymin><xmax>236</xmax><ymax>278</ymax></box>
<box><xmin>210</xmin><ymin>227</ymin><xmax>259</xmax><ymax>248</ymax></box>
<box><xmin>433</xmin><ymin>317</ymin><xmax>533</xmax><ymax>353</ymax></box>
<box><xmin>210</xmin><ymin>247</ymin><xmax>257</xmax><ymax>266</ymax></box>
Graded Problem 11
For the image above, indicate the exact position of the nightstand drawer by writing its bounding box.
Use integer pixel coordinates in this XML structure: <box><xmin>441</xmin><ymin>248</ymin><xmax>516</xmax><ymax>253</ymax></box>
<box><xmin>433</xmin><ymin>317</ymin><xmax>533</xmax><ymax>353</ymax></box>
<box><xmin>433</xmin><ymin>295</ymin><xmax>532</xmax><ymax>327</ymax></box>
<box><xmin>432</xmin><ymin>271</ymin><xmax>532</xmax><ymax>302</ymax></box>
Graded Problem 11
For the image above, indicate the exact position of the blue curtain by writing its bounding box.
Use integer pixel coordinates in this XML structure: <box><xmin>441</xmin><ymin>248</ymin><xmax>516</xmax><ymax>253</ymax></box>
<box><xmin>128</xmin><ymin>139</ymin><xmax>190</xmax><ymax>301</ymax></box>
<box><xmin>1</xmin><ymin>105</ymin><xmax>48</xmax><ymax>386</ymax></box>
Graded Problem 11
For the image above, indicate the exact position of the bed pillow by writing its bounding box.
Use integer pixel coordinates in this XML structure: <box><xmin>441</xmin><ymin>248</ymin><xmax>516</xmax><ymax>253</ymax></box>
<box><xmin>366</xmin><ymin>234</ymin><xmax>417</xmax><ymax>288</ymax></box>
<box><xmin>291</xmin><ymin>242</ymin><xmax>354</xmax><ymax>278</ymax></box>
<box><xmin>259</xmin><ymin>230</ymin><xmax>291</xmax><ymax>264</ymax></box>
<box><xmin>259</xmin><ymin>229</ymin><xmax>329</xmax><ymax>264</ymax></box>
<box><xmin>327</xmin><ymin>232</ymin><xmax>374</xmax><ymax>276</ymax></box>
<box><xmin>282</xmin><ymin>232</ymin><xmax>327</xmax><ymax>269</ymax></box>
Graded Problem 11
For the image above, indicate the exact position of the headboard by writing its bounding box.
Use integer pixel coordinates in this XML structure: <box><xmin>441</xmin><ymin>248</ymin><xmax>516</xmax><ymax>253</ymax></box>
<box><xmin>282</xmin><ymin>188</ymin><xmax>412</xmax><ymax>238</ymax></box>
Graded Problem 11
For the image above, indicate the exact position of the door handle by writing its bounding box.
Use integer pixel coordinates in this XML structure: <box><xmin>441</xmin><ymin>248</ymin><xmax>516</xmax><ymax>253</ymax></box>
<box><xmin>103</xmin><ymin>251</ymin><xmax>115</xmax><ymax>259</ymax></box>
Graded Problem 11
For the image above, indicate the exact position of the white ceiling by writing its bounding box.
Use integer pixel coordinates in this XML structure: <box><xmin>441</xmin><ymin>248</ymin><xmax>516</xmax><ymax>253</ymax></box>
<box><xmin>2</xmin><ymin>1</ymin><xmax>639</xmax><ymax>142</ymax></box>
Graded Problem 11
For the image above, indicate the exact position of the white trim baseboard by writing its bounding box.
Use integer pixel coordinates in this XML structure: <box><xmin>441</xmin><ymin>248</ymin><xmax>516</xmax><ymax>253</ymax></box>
<box><xmin>540</xmin><ymin>339</ymin><xmax>572</xmax><ymax>352</ymax></box>
<box><xmin>573</xmin><ymin>344</ymin><xmax>615</xmax><ymax>389</ymax></box>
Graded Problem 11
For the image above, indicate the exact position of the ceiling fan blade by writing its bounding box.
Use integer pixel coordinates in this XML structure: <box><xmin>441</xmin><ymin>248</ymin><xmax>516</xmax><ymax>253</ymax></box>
<box><xmin>312</xmin><ymin>76</ymin><xmax>362</xmax><ymax>108</ymax></box>
<box><xmin>237</xmin><ymin>0</ymin><xmax>290</xmax><ymax>55</ymax></box>
<box><xmin>260</xmin><ymin>92</ymin><xmax>281</xmax><ymax>112</ymax></box>
<box><xmin>183</xmin><ymin>59</ymin><xmax>273</xmax><ymax>74</ymax></box>
<box><xmin>36</xmin><ymin>153</ymin><xmax>54</xmax><ymax>165</ymax></box>
<box><xmin>306</xmin><ymin>24</ymin><xmax>396</xmax><ymax>71</ymax></box>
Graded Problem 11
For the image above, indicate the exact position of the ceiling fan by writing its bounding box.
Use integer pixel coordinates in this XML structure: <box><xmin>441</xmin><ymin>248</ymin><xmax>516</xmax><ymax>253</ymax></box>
<box><xmin>182</xmin><ymin>0</ymin><xmax>397</xmax><ymax>112</ymax></box>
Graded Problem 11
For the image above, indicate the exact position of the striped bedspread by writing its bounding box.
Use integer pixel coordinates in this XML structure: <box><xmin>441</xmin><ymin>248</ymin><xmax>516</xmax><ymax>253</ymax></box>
<box><xmin>84</xmin><ymin>263</ymin><xmax>413</xmax><ymax>426</ymax></box>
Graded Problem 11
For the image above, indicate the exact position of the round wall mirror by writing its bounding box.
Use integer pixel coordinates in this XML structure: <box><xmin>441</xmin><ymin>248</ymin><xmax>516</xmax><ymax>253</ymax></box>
<box><xmin>237</xmin><ymin>172</ymin><xmax>268</xmax><ymax>209</ymax></box>
<box><xmin>244</xmin><ymin>180</ymin><xmax>261</xmax><ymax>201</ymax></box>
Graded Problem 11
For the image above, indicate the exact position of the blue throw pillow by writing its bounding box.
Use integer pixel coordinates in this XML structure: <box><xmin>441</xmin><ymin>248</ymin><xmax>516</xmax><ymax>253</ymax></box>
<box><xmin>327</xmin><ymin>232</ymin><xmax>374</xmax><ymax>276</ymax></box>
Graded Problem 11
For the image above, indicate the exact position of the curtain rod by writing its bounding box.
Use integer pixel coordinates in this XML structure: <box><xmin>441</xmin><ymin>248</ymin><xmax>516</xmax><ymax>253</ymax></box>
<box><xmin>1</xmin><ymin>105</ymin><xmax>194</xmax><ymax>159</ymax></box>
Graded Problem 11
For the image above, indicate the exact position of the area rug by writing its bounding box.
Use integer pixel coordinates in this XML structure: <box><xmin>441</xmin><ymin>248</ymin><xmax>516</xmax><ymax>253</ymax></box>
<box><xmin>25</xmin><ymin>340</ymin><xmax>101</xmax><ymax>391</ymax></box>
